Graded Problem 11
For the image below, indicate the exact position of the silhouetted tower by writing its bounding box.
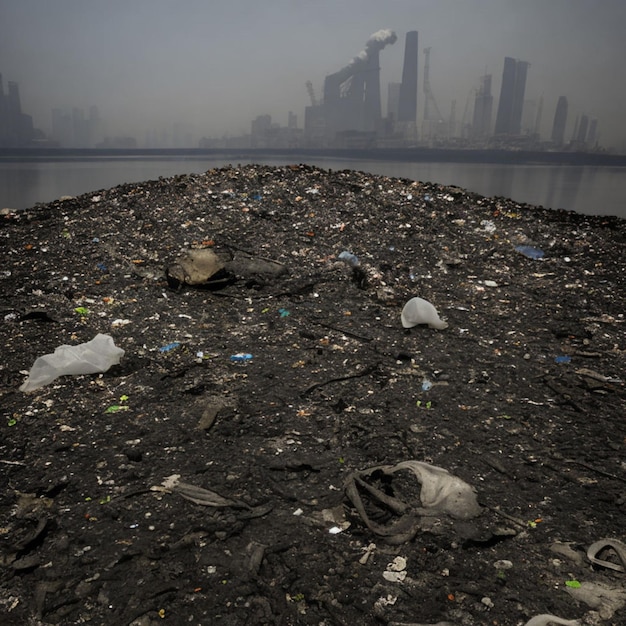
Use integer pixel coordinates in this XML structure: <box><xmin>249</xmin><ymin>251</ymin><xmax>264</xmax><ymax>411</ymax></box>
<box><xmin>494</xmin><ymin>57</ymin><xmax>529</xmax><ymax>135</ymax></box>
<box><xmin>577</xmin><ymin>114</ymin><xmax>589</xmax><ymax>144</ymax></box>
<box><xmin>398</xmin><ymin>31</ymin><xmax>418</xmax><ymax>123</ymax></box>
<box><xmin>422</xmin><ymin>47</ymin><xmax>443</xmax><ymax>124</ymax></box>
<box><xmin>587</xmin><ymin>118</ymin><xmax>598</xmax><ymax>146</ymax></box>
<box><xmin>551</xmin><ymin>96</ymin><xmax>568</xmax><ymax>146</ymax></box>
<box><xmin>472</xmin><ymin>74</ymin><xmax>493</xmax><ymax>138</ymax></box>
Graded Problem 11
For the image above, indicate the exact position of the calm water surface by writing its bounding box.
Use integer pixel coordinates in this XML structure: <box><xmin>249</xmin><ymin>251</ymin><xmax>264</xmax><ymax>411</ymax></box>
<box><xmin>1</xmin><ymin>155</ymin><xmax>624</xmax><ymax>218</ymax></box>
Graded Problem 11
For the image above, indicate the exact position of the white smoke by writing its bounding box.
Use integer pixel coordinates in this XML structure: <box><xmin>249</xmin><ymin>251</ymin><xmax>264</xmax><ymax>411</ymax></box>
<box><xmin>365</xmin><ymin>29</ymin><xmax>398</xmax><ymax>52</ymax></box>
<box><xmin>335</xmin><ymin>29</ymin><xmax>397</xmax><ymax>78</ymax></box>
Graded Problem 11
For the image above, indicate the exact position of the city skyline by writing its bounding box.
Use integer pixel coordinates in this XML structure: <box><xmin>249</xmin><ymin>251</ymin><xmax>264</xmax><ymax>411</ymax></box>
<box><xmin>1</xmin><ymin>0</ymin><xmax>625</xmax><ymax>150</ymax></box>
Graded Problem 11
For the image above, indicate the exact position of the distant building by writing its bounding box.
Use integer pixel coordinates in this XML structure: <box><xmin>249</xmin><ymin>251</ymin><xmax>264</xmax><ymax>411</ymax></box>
<box><xmin>551</xmin><ymin>96</ymin><xmax>568</xmax><ymax>146</ymax></box>
<box><xmin>0</xmin><ymin>75</ymin><xmax>36</xmax><ymax>147</ymax></box>
<box><xmin>472</xmin><ymin>74</ymin><xmax>493</xmax><ymax>138</ymax></box>
<box><xmin>587</xmin><ymin>118</ymin><xmax>598</xmax><ymax>147</ymax></box>
<box><xmin>387</xmin><ymin>82</ymin><xmax>401</xmax><ymax>122</ymax></box>
<box><xmin>577</xmin><ymin>114</ymin><xmax>589</xmax><ymax>144</ymax></box>
<box><xmin>494</xmin><ymin>57</ymin><xmax>529</xmax><ymax>136</ymax></box>
<box><xmin>397</xmin><ymin>30</ymin><xmax>418</xmax><ymax>124</ymax></box>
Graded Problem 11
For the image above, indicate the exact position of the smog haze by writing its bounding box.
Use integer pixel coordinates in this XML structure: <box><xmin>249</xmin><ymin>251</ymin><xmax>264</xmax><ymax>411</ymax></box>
<box><xmin>1</xmin><ymin>0</ymin><xmax>625</xmax><ymax>150</ymax></box>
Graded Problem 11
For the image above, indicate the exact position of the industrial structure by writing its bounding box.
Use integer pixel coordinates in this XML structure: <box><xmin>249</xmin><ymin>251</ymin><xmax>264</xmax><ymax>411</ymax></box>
<box><xmin>1</xmin><ymin>31</ymin><xmax>606</xmax><ymax>152</ymax></box>
<box><xmin>0</xmin><ymin>74</ymin><xmax>37</xmax><ymax>147</ymax></box>
<box><xmin>397</xmin><ymin>31</ymin><xmax>418</xmax><ymax>125</ymax></box>
<box><xmin>550</xmin><ymin>96</ymin><xmax>568</xmax><ymax>146</ymax></box>
<box><xmin>494</xmin><ymin>57</ymin><xmax>529</xmax><ymax>136</ymax></box>
<box><xmin>471</xmin><ymin>74</ymin><xmax>493</xmax><ymax>139</ymax></box>
<box><xmin>320</xmin><ymin>29</ymin><xmax>397</xmax><ymax>146</ymax></box>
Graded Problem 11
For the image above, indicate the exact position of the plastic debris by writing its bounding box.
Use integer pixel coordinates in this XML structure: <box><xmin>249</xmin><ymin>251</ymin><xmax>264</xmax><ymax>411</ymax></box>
<box><xmin>230</xmin><ymin>353</ymin><xmax>253</xmax><ymax>363</ymax></box>
<box><xmin>338</xmin><ymin>251</ymin><xmax>360</xmax><ymax>267</ymax></box>
<box><xmin>159</xmin><ymin>342</ymin><xmax>181</xmax><ymax>353</ymax></box>
<box><xmin>401</xmin><ymin>297</ymin><xmax>448</xmax><ymax>330</ymax></box>
<box><xmin>515</xmin><ymin>245</ymin><xmax>545</xmax><ymax>259</ymax></box>
<box><xmin>165</xmin><ymin>248</ymin><xmax>228</xmax><ymax>289</ymax></box>
<box><xmin>421</xmin><ymin>378</ymin><xmax>433</xmax><ymax>391</ymax></box>
<box><xmin>554</xmin><ymin>355</ymin><xmax>571</xmax><ymax>364</ymax></box>
<box><xmin>587</xmin><ymin>538</ymin><xmax>626</xmax><ymax>572</ymax></box>
<box><xmin>522</xmin><ymin>615</ymin><xmax>580</xmax><ymax>626</ymax></box>
<box><xmin>344</xmin><ymin>460</ymin><xmax>481</xmax><ymax>544</ymax></box>
<box><xmin>20</xmin><ymin>333</ymin><xmax>124</xmax><ymax>392</ymax></box>
<box><xmin>565</xmin><ymin>581</ymin><xmax>626</xmax><ymax>620</ymax></box>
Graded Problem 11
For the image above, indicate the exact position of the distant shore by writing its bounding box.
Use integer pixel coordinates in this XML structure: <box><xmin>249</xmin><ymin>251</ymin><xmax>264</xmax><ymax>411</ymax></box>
<box><xmin>1</xmin><ymin>146</ymin><xmax>626</xmax><ymax>167</ymax></box>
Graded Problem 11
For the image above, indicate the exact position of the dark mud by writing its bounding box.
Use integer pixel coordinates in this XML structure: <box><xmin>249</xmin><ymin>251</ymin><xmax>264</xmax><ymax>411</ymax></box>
<box><xmin>1</xmin><ymin>164</ymin><xmax>625</xmax><ymax>625</ymax></box>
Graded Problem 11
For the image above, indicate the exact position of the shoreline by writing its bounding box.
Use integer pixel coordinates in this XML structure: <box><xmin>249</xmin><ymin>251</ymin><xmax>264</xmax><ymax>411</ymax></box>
<box><xmin>2</xmin><ymin>146</ymin><xmax>626</xmax><ymax>167</ymax></box>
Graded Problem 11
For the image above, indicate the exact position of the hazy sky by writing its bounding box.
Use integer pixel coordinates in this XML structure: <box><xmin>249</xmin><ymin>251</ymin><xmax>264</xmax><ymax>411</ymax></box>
<box><xmin>1</xmin><ymin>0</ymin><xmax>625</xmax><ymax>148</ymax></box>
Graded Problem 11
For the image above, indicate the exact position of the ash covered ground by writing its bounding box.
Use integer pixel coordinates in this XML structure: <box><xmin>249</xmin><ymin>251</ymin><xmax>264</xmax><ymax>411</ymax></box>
<box><xmin>1</xmin><ymin>164</ymin><xmax>625</xmax><ymax>625</ymax></box>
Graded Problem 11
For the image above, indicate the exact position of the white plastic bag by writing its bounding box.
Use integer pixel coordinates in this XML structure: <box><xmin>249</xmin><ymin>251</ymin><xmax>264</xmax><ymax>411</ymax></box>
<box><xmin>20</xmin><ymin>333</ymin><xmax>124</xmax><ymax>392</ymax></box>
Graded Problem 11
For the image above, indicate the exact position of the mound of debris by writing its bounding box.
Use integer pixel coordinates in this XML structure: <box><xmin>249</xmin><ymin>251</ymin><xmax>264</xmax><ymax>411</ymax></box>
<box><xmin>1</xmin><ymin>164</ymin><xmax>625</xmax><ymax>625</ymax></box>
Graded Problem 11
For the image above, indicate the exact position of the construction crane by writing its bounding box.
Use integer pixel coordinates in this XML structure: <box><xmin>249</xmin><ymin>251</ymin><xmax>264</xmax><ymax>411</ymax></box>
<box><xmin>306</xmin><ymin>81</ymin><xmax>319</xmax><ymax>107</ymax></box>
<box><xmin>422</xmin><ymin>47</ymin><xmax>444</xmax><ymax>123</ymax></box>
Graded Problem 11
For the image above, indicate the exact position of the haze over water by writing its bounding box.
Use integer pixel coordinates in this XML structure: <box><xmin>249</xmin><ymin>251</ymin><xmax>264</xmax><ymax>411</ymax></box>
<box><xmin>1</xmin><ymin>1</ymin><xmax>625</xmax><ymax>151</ymax></box>
<box><xmin>1</xmin><ymin>156</ymin><xmax>624</xmax><ymax>219</ymax></box>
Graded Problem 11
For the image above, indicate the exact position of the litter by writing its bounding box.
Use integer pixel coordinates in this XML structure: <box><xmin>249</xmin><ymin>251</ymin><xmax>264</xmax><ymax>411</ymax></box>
<box><xmin>522</xmin><ymin>615</ymin><xmax>580</xmax><ymax>626</ymax></box>
<box><xmin>401</xmin><ymin>297</ymin><xmax>448</xmax><ymax>330</ymax></box>
<box><xmin>344</xmin><ymin>460</ymin><xmax>481</xmax><ymax>544</ymax></box>
<box><xmin>159</xmin><ymin>342</ymin><xmax>181</xmax><ymax>353</ymax></box>
<box><xmin>564</xmin><ymin>581</ymin><xmax>626</xmax><ymax>620</ymax></box>
<box><xmin>587</xmin><ymin>538</ymin><xmax>626</xmax><ymax>572</ymax></box>
<box><xmin>20</xmin><ymin>333</ymin><xmax>124</xmax><ymax>392</ymax></box>
<box><xmin>338</xmin><ymin>251</ymin><xmax>360</xmax><ymax>267</ymax></box>
<box><xmin>515</xmin><ymin>245</ymin><xmax>545</xmax><ymax>259</ymax></box>
<box><xmin>230</xmin><ymin>353</ymin><xmax>253</xmax><ymax>363</ymax></box>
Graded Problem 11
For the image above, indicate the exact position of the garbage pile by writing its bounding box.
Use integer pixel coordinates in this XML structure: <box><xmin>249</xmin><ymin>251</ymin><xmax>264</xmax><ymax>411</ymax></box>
<box><xmin>1</xmin><ymin>164</ymin><xmax>624</xmax><ymax>625</ymax></box>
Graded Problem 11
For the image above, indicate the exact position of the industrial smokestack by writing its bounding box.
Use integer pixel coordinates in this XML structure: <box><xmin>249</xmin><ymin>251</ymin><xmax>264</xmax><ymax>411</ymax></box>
<box><xmin>331</xmin><ymin>29</ymin><xmax>397</xmax><ymax>82</ymax></box>
<box><xmin>324</xmin><ymin>29</ymin><xmax>397</xmax><ymax>136</ymax></box>
<box><xmin>398</xmin><ymin>31</ymin><xmax>418</xmax><ymax>123</ymax></box>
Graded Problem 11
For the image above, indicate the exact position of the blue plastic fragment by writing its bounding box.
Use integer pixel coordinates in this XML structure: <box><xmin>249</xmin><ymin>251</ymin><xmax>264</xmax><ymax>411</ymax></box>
<box><xmin>338</xmin><ymin>251</ymin><xmax>360</xmax><ymax>267</ymax></box>
<box><xmin>278</xmin><ymin>308</ymin><xmax>290</xmax><ymax>318</ymax></box>
<box><xmin>515</xmin><ymin>245</ymin><xmax>544</xmax><ymax>259</ymax></box>
<box><xmin>554</xmin><ymin>355</ymin><xmax>571</xmax><ymax>364</ymax></box>
<box><xmin>421</xmin><ymin>379</ymin><xmax>433</xmax><ymax>391</ymax></box>
<box><xmin>159</xmin><ymin>342</ymin><xmax>181</xmax><ymax>353</ymax></box>
<box><xmin>230</xmin><ymin>353</ymin><xmax>253</xmax><ymax>363</ymax></box>
<box><xmin>96</xmin><ymin>262</ymin><xmax>108</xmax><ymax>271</ymax></box>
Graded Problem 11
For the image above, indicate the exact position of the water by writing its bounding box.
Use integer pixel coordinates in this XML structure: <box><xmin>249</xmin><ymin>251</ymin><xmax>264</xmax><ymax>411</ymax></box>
<box><xmin>1</xmin><ymin>154</ymin><xmax>624</xmax><ymax>218</ymax></box>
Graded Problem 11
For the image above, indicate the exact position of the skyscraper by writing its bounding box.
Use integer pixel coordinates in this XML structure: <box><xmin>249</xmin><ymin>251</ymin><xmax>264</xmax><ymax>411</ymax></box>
<box><xmin>397</xmin><ymin>31</ymin><xmax>418</xmax><ymax>123</ymax></box>
<box><xmin>577</xmin><ymin>114</ymin><xmax>589</xmax><ymax>144</ymax></box>
<box><xmin>494</xmin><ymin>57</ymin><xmax>529</xmax><ymax>136</ymax></box>
<box><xmin>472</xmin><ymin>74</ymin><xmax>493</xmax><ymax>138</ymax></box>
<box><xmin>550</xmin><ymin>96</ymin><xmax>568</xmax><ymax>146</ymax></box>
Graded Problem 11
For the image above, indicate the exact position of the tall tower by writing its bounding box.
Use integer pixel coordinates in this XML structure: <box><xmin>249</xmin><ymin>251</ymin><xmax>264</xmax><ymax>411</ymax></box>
<box><xmin>398</xmin><ymin>31</ymin><xmax>418</xmax><ymax>123</ymax></box>
<box><xmin>551</xmin><ymin>96</ymin><xmax>568</xmax><ymax>146</ymax></box>
<box><xmin>472</xmin><ymin>74</ymin><xmax>493</xmax><ymax>138</ymax></box>
<box><xmin>494</xmin><ymin>57</ymin><xmax>529</xmax><ymax>135</ymax></box>
<box><xmin>577</xmin><ymin>114</ymin><xmax>589</xmax><ymax>144</ymax></box>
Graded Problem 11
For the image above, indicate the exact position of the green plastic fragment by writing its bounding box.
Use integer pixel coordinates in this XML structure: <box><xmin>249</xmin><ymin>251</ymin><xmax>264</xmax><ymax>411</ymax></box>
<box><xmin>74</xmin><ymin>307</ymin><xmax>89</xmax><ymax>316</ymax></box>
<box><xmin>105</xmin><ymin>405</ymin><xmax>130</xmax><ymax>414</ymax></box>
<box><xmin>565</xmin><ymin>580</ymin><xmax>581</xmax><ymax>588</ymax></box>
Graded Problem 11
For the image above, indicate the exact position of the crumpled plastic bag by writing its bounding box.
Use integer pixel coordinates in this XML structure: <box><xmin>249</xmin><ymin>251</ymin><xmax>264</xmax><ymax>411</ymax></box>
<box><xmin>20</xmin><ymin>333</ymin><xmax>124</xmax><ymax>392</ymax></box>
<box><xmin>344</xmin><ymin>460</ymin><xmax>481</xmax><ymax>544</ymax></box>
<box><xmin>401</xmin><ymin>297</ymin><xmax>448</xmax><ymax>330</ymax></box>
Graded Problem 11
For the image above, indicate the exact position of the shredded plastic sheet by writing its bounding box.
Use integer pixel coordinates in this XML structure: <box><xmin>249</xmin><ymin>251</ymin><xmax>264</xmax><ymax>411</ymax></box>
<box><xmin>20</xmin><ymin>333</ymin><xmax>124</xmax><ymax>392</ymax></box>
<box><xmin>344</xmin><ymin>460</ymin><xmax>481</xmax><ymax>544</ymax></box>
